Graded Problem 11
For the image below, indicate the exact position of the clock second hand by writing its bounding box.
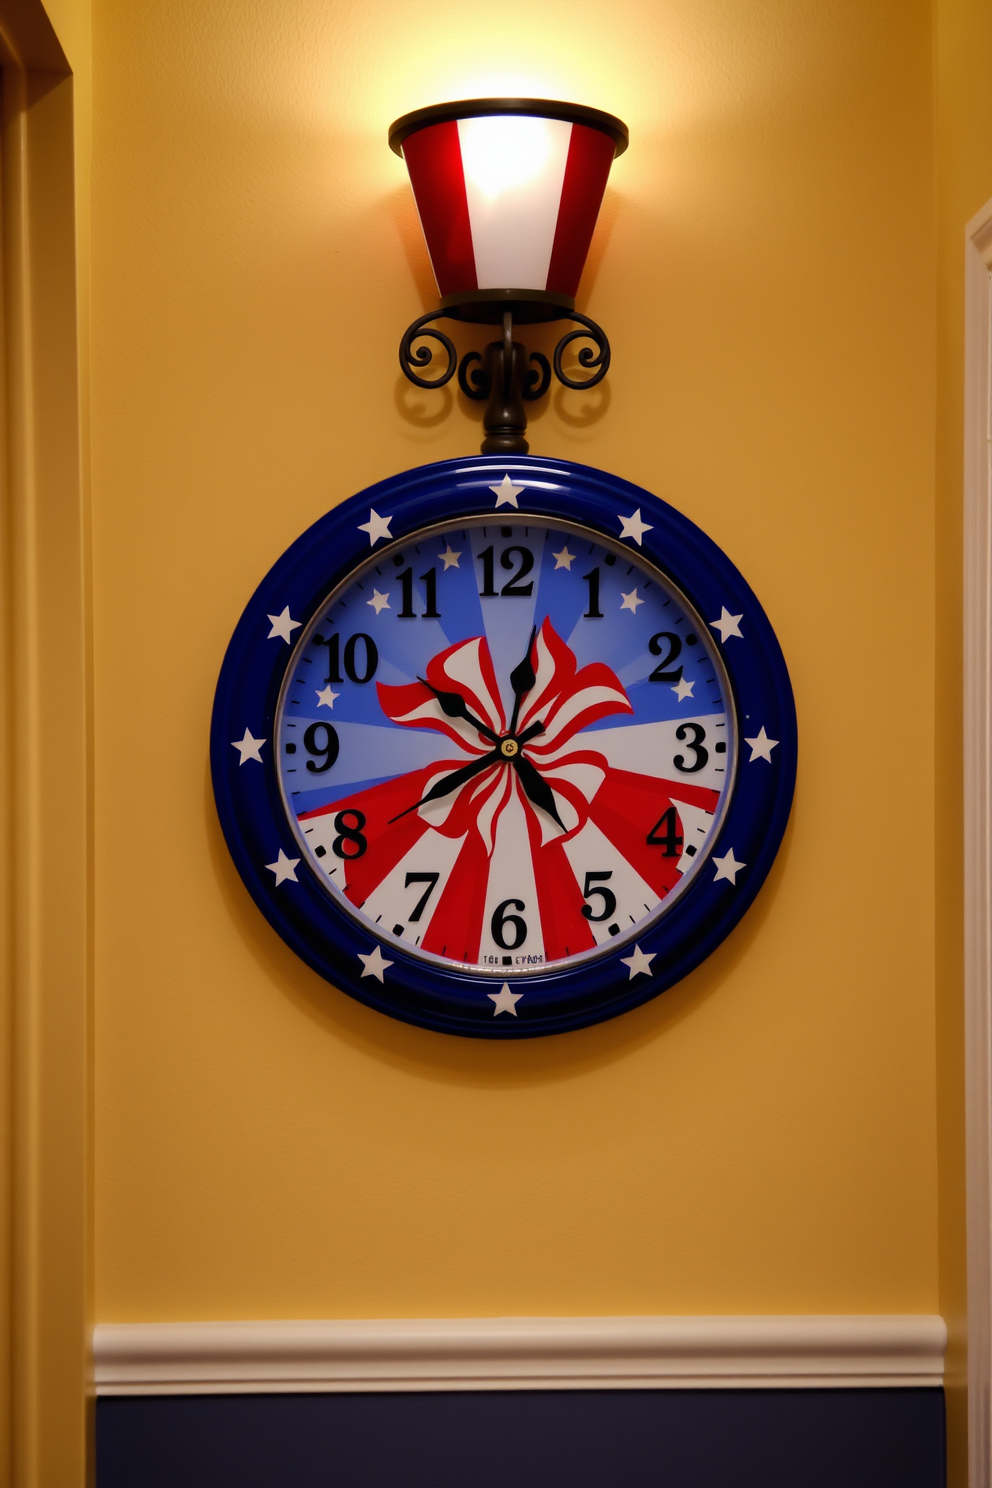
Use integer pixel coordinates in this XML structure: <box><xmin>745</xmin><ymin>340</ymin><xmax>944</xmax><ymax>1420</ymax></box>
<box><xmin>386</xmin><ymin>721</ymin><xmax>547</xmax><ymax>826</ymax></box>
<box><xmin>387</xmin><ymin>747</ymin><xmax>502</xmax><ymax>824</ymax></box>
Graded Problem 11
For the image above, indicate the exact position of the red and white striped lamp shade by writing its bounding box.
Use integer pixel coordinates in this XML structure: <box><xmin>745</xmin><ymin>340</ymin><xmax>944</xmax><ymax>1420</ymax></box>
<box><xmin>389</xmin><ymin>99</ymin><xmax>628</xmax><ymax>323</ymax></box>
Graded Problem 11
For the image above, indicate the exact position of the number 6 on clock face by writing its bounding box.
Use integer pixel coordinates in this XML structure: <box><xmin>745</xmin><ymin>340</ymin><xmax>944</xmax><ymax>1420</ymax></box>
<box><xmin>211</xmin><ymin>457</ymin><xmax>796</xmax><ymax>1038</ymax></box>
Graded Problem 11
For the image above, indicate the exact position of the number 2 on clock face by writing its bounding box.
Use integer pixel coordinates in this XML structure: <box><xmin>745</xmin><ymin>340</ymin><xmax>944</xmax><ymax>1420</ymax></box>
<box><xmin>276</xmin><ymin>518</ymin><xmax>735</xmax><ymax>975</ymax></box>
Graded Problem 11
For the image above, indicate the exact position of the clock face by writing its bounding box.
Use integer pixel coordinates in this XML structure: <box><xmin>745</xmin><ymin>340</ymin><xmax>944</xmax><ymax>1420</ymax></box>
<box><xmin>212</xmin><ymin>457</ymin><xmax>796</xmax><ymax>1037</ymax></box>
<box><xmin>274</xmin><ymin>518</ymin><xmax>734</xmax><ymax>976</ymax></box>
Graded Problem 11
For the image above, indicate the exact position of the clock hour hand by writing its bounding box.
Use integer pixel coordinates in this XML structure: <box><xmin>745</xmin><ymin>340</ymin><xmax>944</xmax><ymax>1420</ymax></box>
<box><xmin>417</xmin><ymin>677</ymin><xmax>500</xmax><ymax>745</ymax></box>
<box><xmin>512</xmin><ymin>754</ymin><xmax>567</xmax><ymax>831</ymax></box>
<box><xmin>508</xmin><ymin>625</ymin><xmax>538</xmax><ymax>736</ymax></box>
<box><xmin>387</xmin><ymin>747</ymin><xmax>502</xmax><ymax>824</ymax></box>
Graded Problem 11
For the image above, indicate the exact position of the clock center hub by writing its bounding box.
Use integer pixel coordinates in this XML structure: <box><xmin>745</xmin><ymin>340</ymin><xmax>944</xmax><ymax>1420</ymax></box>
<box><xmin>500</xmin><ymin>738</ymin><xmax>520</xmax><ymax>758</ymax></box>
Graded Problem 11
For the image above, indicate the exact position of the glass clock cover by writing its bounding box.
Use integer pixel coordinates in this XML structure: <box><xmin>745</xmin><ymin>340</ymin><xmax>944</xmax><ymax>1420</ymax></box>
<box><xmin>276</xmin><ymin>518</ymin><xmax>732</xmax><ymax>976</ymax></box>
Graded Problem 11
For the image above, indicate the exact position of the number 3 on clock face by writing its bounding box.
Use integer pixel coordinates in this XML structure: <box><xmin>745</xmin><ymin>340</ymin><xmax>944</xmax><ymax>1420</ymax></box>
<box><xmin>211</xmin><ymin>457</ymin><xmax>796</xmax><ymax>1038</ymax></box>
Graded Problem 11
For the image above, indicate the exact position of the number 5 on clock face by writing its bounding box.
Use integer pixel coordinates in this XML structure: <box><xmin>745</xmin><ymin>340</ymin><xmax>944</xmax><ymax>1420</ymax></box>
<box><xmin>276</xmin><ymin>517</ymin><xmax>734</xmax><ymax>974</ymax></box>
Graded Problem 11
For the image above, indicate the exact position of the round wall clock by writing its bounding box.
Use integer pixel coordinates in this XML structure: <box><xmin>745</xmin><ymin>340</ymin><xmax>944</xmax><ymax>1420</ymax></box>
<box><xmin>211</xmin><ymin>456</ymin><xmax>796</xmax><ymax>1037</ymax></box>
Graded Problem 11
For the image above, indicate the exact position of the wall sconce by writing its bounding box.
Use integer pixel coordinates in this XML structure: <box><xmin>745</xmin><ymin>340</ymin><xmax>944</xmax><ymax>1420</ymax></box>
<box><xmin>390</xmin><ymin>98</ymin><xmax>628</xmax><ymax>453</ymax></box>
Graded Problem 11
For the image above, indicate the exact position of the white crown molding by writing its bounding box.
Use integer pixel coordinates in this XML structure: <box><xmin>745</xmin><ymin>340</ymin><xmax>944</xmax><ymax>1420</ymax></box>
<box><xmin>91</xmin><ymin>1315</ymin><xmax>946</xmax><ymax>1396</ymax></box>
<box><xmin>964</xmin><ymin>193</ymin><xmax>992</xmax><ymax>1488</ymax></box>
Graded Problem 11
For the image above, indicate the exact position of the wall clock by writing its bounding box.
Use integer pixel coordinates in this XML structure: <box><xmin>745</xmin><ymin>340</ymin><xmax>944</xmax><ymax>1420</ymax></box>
<box><xmin>211</xmin><ymin>456</ymin><xmax>796</xmax><ymax>1037</ymax></box>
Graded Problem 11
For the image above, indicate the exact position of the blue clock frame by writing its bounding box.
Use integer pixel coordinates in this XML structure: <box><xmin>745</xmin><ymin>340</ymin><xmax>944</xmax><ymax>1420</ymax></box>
<box><xmin>210</xmin><ymin>456</ymin><xmax>796</xmax><ymax>1038</ymax></box>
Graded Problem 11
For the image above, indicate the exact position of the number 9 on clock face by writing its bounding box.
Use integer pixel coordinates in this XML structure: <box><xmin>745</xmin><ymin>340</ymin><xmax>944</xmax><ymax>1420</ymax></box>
<box><xmin>275</xmin><ymin>516</ymin><xmax>735</xmax><ymax>975</ymax></box>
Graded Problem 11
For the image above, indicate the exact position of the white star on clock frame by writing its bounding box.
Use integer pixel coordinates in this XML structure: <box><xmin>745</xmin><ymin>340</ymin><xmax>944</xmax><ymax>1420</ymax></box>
<box><xmin>744</xmin><ymin>727</ymin><xmax>778</xmax><ymax>762</ymax></box>
<box><xmin>358</xmin><ymin>509</ymin><xmax>393</xmax><ymax>546</ymax></box>
<box><xmin>231</xmin><ymin>729</ymin><xmax>265</xmax><ymax>765</ymax></box>
<box><xmin>266</xmin><ymin>849</ymin><xmax>300</xmax><ymax>885</ymax></box>
<box><xmin>267</xmin><ymin>607</ymin><xmax>300</xmax><ymax>644</ymax></box>
<box><xmin>491</xmin><ymin>475</ymin><xmax>524</xmax><ymax>508</ymax></box>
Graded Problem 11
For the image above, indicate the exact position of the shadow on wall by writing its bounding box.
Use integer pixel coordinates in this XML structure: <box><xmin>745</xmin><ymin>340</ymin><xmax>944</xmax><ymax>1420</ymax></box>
<box><xmin>202</xmin><ymin>753</ymin><xmax>797</xmax><ymax>1092</ymax></box>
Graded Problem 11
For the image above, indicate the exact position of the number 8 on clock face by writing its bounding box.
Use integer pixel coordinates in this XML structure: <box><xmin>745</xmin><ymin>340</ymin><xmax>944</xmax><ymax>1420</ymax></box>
<box><xmin>212</xmin><ymin>458</ymin><xmax>796</xmax><ymax>1037</ymax></box>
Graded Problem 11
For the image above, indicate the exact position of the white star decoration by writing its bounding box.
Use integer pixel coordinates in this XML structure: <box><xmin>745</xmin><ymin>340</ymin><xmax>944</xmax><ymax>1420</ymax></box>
<box><xmin>710</xmin><ymin>607</ymin><xmax>743</xmax><ymax>642</ymax></box>
<box><xmin>620</xmin><ymin>588</ymin><xmax>644</xmax><ymax>613</ymax></box>
<box><xmin>489</xmin><ymin>982</ymin><xmax>523</xmax><ymax>1016</ymax></box>
<box><xmin>552</xmin><ymin>546</ymin><xmax>575</xmax><ymax>570</ymax></box>
<box><xmin>315</xmin><ymin>686</ymin><xmax>339</xmax><ymax>709</ymax></box>
<box><xmin>367</xmin><ymin>588</ymin><xmax>391</xmax><ymax>614</ymax></box>
<box><xmin>265</xmin><ymin>850</ymin><xmax>300</xmax><ymax>885</ymax></box>
<box><xmin>358</xmin><ymin>509</ymin><xmax>393</xmax><ymax>546</ymax></box>
<box><xmin>744</xmin><ymin>727</ymin><xmax>778</xmax><ymax>763</ymax></box>
<box><xmin>618</xmin><ymin>508</ymin><xmax>653</xmax><ymax>545</ymax></box>
<box><xmin>672</xmin><ymin>677</ymin><xmax>695</xmax><ymax>702</ymax></box>
<box><xmin>358</xmin><ymin>945</ymin><xmax>393</xmax><ymax>982</ymax></box>
<box><xmin>267</xmin><ymin>606</ymin><xmax>301</xmax><ymax>644</ymax></box>
<box><xmin>491</xmin><ymin>475</ymin><xmax>524</xmax><ymax>508</ymax></box>
<box><xmin>231</xmin><ymin>728</ymin><xmax>265</xmax><ymax>764</ymax></box>
<box><xmin>712</xmin><ymin>849</ymin><xmax>745</xmax><ymax>885</ymax></box>
<box><xmin>439</xmin><ymin>545</ymin><xmax>461</xmax><ymax>569</ymax></box>
<box><xmin>621</xmin><ymin>944</ymin><xmax>656</xmax><ymax>980</ymax></box>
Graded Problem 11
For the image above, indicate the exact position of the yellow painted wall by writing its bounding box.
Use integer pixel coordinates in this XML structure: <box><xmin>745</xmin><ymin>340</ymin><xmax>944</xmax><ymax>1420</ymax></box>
<box><xmin>91</xmin><ymin>0</ymin><xmax>941</xmax><ymax>1322</ymax></box>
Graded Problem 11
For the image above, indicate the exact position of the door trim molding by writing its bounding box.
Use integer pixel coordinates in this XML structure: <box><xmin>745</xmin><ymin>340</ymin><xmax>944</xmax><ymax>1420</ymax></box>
<box><xmin>964</xmin><ymin>195</ymin><xmax>992</xmax><ymax>1488</ymax></box>
<box><xmin>91</xmin><ymin>1315</ymin><xmax>947</xmax><ymax>1396</ymax></box>
<box><xmin>0</xmin><ymin>3</ymin><xmax>89</xmax><ymax>1484</ymax></box>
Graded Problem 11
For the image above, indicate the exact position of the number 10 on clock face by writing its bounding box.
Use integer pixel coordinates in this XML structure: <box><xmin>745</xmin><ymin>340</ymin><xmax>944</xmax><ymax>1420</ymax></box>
<box><xmin>275</xmin><ymin>517</ymin><xmax>735</xmax><ymax>976</ymax></box>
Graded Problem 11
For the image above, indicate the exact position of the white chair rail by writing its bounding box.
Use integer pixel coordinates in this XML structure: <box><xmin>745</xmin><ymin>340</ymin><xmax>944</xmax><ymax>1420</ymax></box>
<box><xmin>92</xmin><ymin>1314</ymin><xmax>946</xmax><ymax>1396</ymax></box>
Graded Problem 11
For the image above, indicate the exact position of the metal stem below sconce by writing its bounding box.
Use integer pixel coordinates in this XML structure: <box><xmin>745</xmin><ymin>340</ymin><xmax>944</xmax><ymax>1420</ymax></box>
<box><xmin>399</xmin><ymin>307</ymin><xmax>610</xmax><ymax>455</ymax></box>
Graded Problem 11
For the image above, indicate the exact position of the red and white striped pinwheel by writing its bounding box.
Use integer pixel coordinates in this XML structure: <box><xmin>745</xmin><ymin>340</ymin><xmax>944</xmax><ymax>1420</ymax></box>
<box><xmin>373</xmin><ymin>619</ymin><xmax>631</xmax><ymax>846</ymax></box>
<box><xmin>299</xmin><ymin>618</ymin><xmax>719</xmax><ymax>966</ymax></box>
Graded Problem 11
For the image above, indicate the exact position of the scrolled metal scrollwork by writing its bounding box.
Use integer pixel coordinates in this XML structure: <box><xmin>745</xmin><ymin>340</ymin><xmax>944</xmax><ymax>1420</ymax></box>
<box><xmin>457</xmin><ymin>350</ymin><xmax>488</xmax><ymax>401</ymax></box>
<box><xmin>523</xmin><ymin>351</ymin><xmax>551</xmax><ymax>402</ymax></box>
<box><xmin>552</xmin><ymin>311</ymin><xmax>610</xmax><ymax>390</ymax></box>
<box><xmin>454</xmin><ymin>343</ymin><xmax>548</xmax><ymax>405</ymax></box>
<box><xmin>399</xmin><ymin>311</ymin><xmax>458</xmax><ymax>389</ymax></box>
<box><xmin>398</xmin><ymin>304</ymin><xmax>614</xmax><ymax>453</ymax></box>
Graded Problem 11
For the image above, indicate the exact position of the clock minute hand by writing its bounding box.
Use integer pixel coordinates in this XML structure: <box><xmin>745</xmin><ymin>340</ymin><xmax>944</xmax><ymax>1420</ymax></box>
<box><xmin>417</xmin><ymin>677</ymin><xmax>500</xmax><ymax>745</ymax></box>
<box><xmin>508</xmin><ymin>625</ymin><xmax>538</xmax><ymax>736</ymax></box>
<box><xmin>387</xmin><ymin>747</ymin><xmax>502</xmax><ymax>824</ymax></box>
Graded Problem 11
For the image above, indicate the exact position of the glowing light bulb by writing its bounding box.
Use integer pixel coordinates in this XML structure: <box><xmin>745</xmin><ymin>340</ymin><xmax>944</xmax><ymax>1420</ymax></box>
<box><xmin>391</xmin><ymin>100</ymin><xmax>625</xmax><ymax>299</ymax></box>
<box><xmin>458</xmin><ymin>115</ymin><xmax>554</xmax><ymax>199</ymax></box>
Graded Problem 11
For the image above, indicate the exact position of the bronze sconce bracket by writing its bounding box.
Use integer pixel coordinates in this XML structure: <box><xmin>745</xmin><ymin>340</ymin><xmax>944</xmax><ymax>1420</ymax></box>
<box><xmin>399</xmin><ymin>307</ymin><xmax>611</xmax><ymax>455</ymax></box>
